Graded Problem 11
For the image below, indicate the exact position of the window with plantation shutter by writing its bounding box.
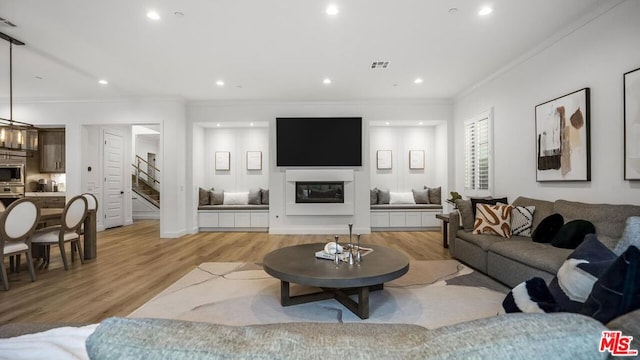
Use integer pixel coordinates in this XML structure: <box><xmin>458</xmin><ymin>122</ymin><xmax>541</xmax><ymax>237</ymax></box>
<box><xmin>464</xmin><ymin>110</ymin><xmax>492</xmax><ymax>193</ymax></box>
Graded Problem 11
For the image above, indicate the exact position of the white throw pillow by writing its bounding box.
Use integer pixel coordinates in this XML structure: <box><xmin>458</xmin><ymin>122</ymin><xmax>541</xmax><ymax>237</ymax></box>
<box><xmin>389</xmin><ymin>192</ymin><xmax>416</xmax><ymax>204</ymax></box>
<box><xmin>223</xmin><ymin>192</ymin><xmax>249</xmax><ymax>205</ymax></box>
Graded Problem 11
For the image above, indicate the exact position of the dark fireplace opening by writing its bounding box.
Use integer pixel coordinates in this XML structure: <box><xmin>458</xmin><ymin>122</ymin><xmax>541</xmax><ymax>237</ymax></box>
<box><xmin>296</xmin><ymin>181</ymin><xmax>344</xmax><ymax>203</ymax></box>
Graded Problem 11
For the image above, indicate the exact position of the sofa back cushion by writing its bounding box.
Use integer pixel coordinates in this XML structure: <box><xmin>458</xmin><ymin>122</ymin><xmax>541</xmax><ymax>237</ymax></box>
<box><xmin>511</xmin><ymin>197</ymin><xmax>554</xmax><ymax>231</ymax></box>
<box><xmin>553</xmin><ymin>200</ymin><xmax>640</xmax><ymax>249</ymax></box>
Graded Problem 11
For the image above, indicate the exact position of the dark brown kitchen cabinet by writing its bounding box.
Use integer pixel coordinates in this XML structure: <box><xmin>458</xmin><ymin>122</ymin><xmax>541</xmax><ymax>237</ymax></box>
<box><xmin>39</xmin><ymin>129</ymin><xmax>65</xmax><ymax>173</ymax></box>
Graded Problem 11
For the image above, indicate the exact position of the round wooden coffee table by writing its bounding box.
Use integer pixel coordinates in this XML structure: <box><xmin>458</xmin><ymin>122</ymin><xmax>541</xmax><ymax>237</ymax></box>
<box><xmin>263</xmin><ymin>243</ymin><xmax>409</xmax><ymax>319</ymax></box>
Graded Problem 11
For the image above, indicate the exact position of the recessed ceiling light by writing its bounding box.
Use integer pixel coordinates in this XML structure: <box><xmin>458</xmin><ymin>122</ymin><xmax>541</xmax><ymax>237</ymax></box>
<box><xmin>146</xmin><ymin>10</ymin><xmax>161</xmax><ymax>20</ymax></box>
<box><xmin>419</xmin><ymin>122</ymin><xmax>424</xmax><ymax>125</ymax></box>
<box><xmin>216</xmin><ymin>80</ymin><xmax>225</xmax><ymax>87</ymax></box>
<box><xmin>385</xmin><ymin>122</ymin><xmax>390</xmax><ymax>126</ymax></box>
<box><xmin>98</xmin><ymin>79</ymin><xmax>109</xmax><ymax>85</ymax></box>
<box><xmin>414</xmin><ymin>78</ymin><xmax>423</xmax><ymax>84</ymax></box>
<box><xmin>250</xmin><ymin>122</ymin><xmax>254</xmax><ymax>127</ymax></box>
<box><xmin>326</xmin><ymin>5</ymin><xmax>339</xmax><ymax>15</ymax></box>
<box><xmin>478</xmin><ymin>6</ymin><xmax>493</xmax><ymax>16</ymax></box>
<box><xmin>216</xmin><ymin>123</ymin><xmax>221</xmax><ymax>127</ymax></box>
<box><xmin>323</xmin><ymin>78</ymin><xmax>332</xmax><ymax>85</ymax></box>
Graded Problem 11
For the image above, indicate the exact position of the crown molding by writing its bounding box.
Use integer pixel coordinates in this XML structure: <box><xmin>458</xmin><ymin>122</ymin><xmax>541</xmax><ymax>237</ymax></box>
<box><xmin>454</xmin><ymin>0</ymin><xmax>625</xmax><ymax>102</ymax></box>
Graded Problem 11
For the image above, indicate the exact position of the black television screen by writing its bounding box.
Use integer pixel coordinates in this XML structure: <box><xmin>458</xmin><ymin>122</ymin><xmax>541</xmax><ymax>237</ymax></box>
<box><xmin>276</xmin><ymin>117</ymin><xmax>362</xmax><ymax>166</ymax></box>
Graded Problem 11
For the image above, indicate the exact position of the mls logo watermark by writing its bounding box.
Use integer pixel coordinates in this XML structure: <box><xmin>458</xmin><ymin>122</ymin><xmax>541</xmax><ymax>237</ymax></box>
<box><xmin>599</xmin><ymin>331</ymin><xmax>638</xmax><ymax>356</ymax></box>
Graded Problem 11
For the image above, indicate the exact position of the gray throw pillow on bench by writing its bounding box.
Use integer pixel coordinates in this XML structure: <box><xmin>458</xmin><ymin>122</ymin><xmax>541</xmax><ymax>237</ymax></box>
<box><xmin>248</xmin><ymin>188</ymin><xmax>262</xmax><ymax>205</ymax></box>
<box><xmin>210</xmin><ymin>190</ymin><xmax>224</xmax><ymax>205</ymax></box>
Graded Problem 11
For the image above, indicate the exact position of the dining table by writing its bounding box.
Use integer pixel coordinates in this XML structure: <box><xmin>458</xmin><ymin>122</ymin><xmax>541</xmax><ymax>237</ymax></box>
<box><xmin>9</xmin><ymin>206</ymin><xmax>98</xmax><ymax>271</ymax></box>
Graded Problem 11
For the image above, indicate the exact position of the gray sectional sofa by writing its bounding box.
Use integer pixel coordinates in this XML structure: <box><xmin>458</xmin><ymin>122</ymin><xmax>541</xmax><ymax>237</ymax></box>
<box><xmin>84</xmin><ymin>313</ymin><xmax>617</xmax><ymax>359</ymax></box>
<box><xmin>447</xmin><ymin>196</ymin><xmax>640</xmax><ymax>288</ymax></box>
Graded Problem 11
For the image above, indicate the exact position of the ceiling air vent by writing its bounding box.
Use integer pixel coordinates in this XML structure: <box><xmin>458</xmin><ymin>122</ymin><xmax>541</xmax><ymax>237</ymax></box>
<box><xmin>370</xmin><ymin>61</ymin><xmax>390</xmax><ymax>69</ymax></box>
<box><xmin>0</xmin><ymin>17</ymin><xmax>17</xmax><ymax>27</ymax></box>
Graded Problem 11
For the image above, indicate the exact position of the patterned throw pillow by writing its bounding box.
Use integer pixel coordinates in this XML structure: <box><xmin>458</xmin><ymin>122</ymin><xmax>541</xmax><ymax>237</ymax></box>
<box><xmin>473</xmin><ymin>204</ymin><xmax>513</xmax><ymax>238</ymax></box>
<box><xmin>581</xmin><ymin>245</ymin><xmax>640</xmax><ymax>324</ymax></box>
<box><xmin>548</xmin><ymin>234</ymin><xmax>617</xmax><ymax>313</ymax></box>
<box><xmin>503</xmin><ymin>277</ymin><xmax>560</xmax><ymax>314</ymax></box>
<box><xmin>511</xmin><ymin>206</ymin><xmax>536</xmax><ymax>237</ymax></box>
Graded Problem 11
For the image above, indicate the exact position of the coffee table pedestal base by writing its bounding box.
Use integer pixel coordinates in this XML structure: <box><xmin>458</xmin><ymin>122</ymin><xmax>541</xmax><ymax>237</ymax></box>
<box><xmin>280</xmin><ymin>281</ymin><xmax>383</xmax><ymax>319</ymax></box>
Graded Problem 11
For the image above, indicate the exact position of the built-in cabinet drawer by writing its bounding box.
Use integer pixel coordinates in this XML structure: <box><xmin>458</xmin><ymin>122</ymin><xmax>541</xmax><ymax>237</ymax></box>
<box><xmin>371</xmin><ymin>212</ymin><xmax>389</xmax><ymax>227</ymax></box>
<box><xmin>405</xmin><ymin>212</ymin><xmax>422</xmax><ymax>227</ymax></box>
<box><xmin>198</xmin><ymin>210</ymin><xmax>269</xmax><ymax>231</ymax></box>
<box><xmin>219</xmin><ymin>213</ymin><xmax>236</xmax><ymax>227</ymax></box>
<box><xmin>250</xmin><ymin>212</ymin><xmax>269</xmax><ymax>227</ymax></box>
<box><xmin>235</xmin><ymin>213</ymin><xmax>251</xmax><ymax>227</ymax></box>
<box><xmin>371</xmin><ymin>209</ymin><xmax>442</xmax><ymax>230</ymax></box>
<box><xmin>198</xmin><ymin>212</ymin><xmax>219</xmax><ymax>227</ymax></box>
<box><xmin>389</xmin><ymin>212</ymin><xmax>406</xmax><ymax>227</ymax></box>
<box><xmin>421</xmin><ymin>212</ymin><xmax>439</xmax><ymax>227</ymax></box>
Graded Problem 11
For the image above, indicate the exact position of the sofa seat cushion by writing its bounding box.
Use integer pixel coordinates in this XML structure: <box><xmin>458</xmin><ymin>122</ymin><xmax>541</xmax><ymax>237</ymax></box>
<box><xmin>489</xmin><ymin>240</ymin><xmax>572</xmax><ymax>274</ymax></box>
<box><xmin>370</xmin><ymin>204</ymin><xmax>442</xmax><ymax>210</ymax></box>
<box><xmin>456</xmin><ymin>230</ymin><xmax>508</xmax><ymax>251</ymax></box>
<box><xmin>198</xmin><ymin>205</ymin><xmax>269</xmax><ymax>211</ymax></box>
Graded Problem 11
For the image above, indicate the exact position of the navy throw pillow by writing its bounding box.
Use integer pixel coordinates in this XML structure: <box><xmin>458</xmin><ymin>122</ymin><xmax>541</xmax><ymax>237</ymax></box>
<box><xmin>503</xmin><ymin>277</ymin><xmax>560</xmax><ymax>314</ymax></box>
<box><xmin>581</xmin><ymin>245</ymin><xmax>640</xmax><ymax>324</ymax></box>
<box><xmin>531</xmin><ymin>213</ymin><xmax>564</xmax><ymax>243</ymax></box>
<box><xmin>548</xmin><ymin>234</ymin><xmax>617</xmax><ymax>313</ymax></box>
<box><xmin>551</xmin><ymin>220</ymin><xmax>596</xmax><ymax>249</ymax></box>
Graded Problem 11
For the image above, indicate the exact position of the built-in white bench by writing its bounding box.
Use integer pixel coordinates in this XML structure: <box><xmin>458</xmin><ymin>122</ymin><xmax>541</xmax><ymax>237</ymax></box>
<box><xmin>198</xmin><ymin>205</ymin><xmax>269</xmax><ymax>232</ymax></box>
<box><xmin>370</xmin><ymin>204</ymin><xmax>442</xmax><ymax>231</ymax></box>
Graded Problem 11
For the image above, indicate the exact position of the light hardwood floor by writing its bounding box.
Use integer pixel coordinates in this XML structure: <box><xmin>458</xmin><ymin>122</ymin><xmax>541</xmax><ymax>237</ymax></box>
<box><xmin>0</xmin><ymin>220</ymin><xmax>450</xmax><ymax>324</ymax></box>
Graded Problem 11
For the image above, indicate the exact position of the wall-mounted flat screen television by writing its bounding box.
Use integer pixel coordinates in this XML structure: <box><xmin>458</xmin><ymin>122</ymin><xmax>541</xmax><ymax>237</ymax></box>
<box><xmin>276</xmin><ymin>117</ymin><xmax>362</xmax><ymax>167</ymax></box>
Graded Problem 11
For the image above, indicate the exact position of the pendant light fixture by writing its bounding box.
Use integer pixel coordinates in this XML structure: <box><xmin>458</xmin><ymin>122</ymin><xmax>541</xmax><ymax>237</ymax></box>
<box><xmin>0</xmin><ymin>31</ymin><xmax>38</xmax><ymax>153</ymax></box>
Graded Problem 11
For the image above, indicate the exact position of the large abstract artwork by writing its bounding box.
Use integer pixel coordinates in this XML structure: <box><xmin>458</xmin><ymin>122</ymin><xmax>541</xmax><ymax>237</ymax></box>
<box><xmin>535</xmin><ymin>88</ymin><xmax>590</xmax><ymax>182</ymax></box>
<box><xmin>625</xmin><ymin>67</ymin><xmax>640</xmax><ymax>180</ymax></box>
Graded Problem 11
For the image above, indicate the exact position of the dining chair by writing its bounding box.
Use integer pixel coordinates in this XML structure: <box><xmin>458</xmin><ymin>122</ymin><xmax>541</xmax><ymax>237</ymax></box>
<box><xmin>0</xmin><ymin>198</ymin><xmax>40</xmax><ymax>290</ymax></box>
<box><xmin>77</xmin><ymin>193</ymin><xmax>99</xmax><ymax>260</ymax></box>
<box><xmin>31</xmin><ymin>195</ymin><xmax>88</xmax><ymax>270</ymax></box>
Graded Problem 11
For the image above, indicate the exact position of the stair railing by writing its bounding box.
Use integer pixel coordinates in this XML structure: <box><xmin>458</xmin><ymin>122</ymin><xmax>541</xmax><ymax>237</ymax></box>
<box><xmin>132</xmin><ymin>155</ymin><xmax>160</xmax><ymax>190</ymax></box>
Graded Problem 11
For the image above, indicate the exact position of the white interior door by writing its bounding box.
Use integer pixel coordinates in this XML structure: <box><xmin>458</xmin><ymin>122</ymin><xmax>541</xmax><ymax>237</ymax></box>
<box><xmin>103</xmin><ymin>130</ymin><xmax>125</xmax><ymax>229</ymax></box>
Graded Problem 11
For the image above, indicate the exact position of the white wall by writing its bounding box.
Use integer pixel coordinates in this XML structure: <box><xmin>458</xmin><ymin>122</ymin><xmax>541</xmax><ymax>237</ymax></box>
<box><xmin>3</xmin><ymin>98</ymin><xmax>188</xmax><ymax>237</ymax></box>
<box><xmin>453</xmin><ymin>0</ymin><xmax>640</xmax><ymax>205</ymax></box>
<box><xmin>369</xmin><ymin>125</ymin><xmax>442</xmax><ymax>193</ymax></box>
<box><xmin>188</xmin><ymin>100</ymin><xmax>452</xmax><ymax>234</ymax></box>
<box><xmin>203</xmin><ymin>127</ymin><xmax>269</xmax><ymax>191</ymax></box>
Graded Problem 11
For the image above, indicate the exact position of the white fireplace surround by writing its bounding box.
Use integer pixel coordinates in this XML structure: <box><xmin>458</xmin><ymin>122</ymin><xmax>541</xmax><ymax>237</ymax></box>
<box><xmin>285</xmin><ymin>169</ymin><xmax>354</xmax><ymax>216</ymax></box>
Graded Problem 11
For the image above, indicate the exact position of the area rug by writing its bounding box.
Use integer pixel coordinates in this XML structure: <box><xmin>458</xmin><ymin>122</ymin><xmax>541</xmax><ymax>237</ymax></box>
<box><xmin>129</xmin><ymin>260</ymin><xmax>507</xmax><ymax>329</ymax></box>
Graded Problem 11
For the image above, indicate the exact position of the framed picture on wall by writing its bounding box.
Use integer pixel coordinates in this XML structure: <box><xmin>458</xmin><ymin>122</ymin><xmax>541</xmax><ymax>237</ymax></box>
<box><xmin>624</xmin><ymin>67</ymin><xmax>640</xmax><ymax>180</ymax></box>
<box><xmin>535</xmin><ymin>87</ymin><xmax>591</xmax><ymax>182</ymax></box>
<box><xmin>215</xmin><ymin>151</ymin><xmax>230</xmax><ymax>171</ymax></box>
<box><xmin>377</xmin><ymin>150</ymin><xmax>392</xmax><ymax>169</ymax></box>
<box><xmin>409</xmin><ymin>150</ymin><xmax>425</xmax><ymax>170</ymax></box>
<box><xmin>246</xmin><ymin>151</ymin><xmax>262</xmax><ymax>170</ymax></box>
